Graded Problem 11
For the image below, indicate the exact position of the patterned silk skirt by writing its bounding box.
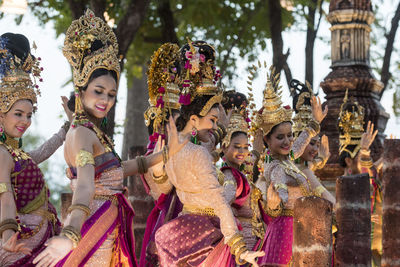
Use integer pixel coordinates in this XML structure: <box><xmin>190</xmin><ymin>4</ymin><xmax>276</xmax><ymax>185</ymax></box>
<box><xmin>155</xmin><ymin>213</ymin><xmax>235</xmax><ymax>267</ymax></box>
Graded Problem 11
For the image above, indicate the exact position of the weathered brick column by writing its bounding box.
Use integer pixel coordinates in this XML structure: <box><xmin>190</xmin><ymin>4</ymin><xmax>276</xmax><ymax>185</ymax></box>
<box><xmin>292</xmin><ymin>196</ymin><xmax>333</xmax><ymax>267</ymax></box>
<box><xmin>382</xmin><ymin>139</ymin><xmax>400</xmax><ymax>267</ymax></box>
<box><xmin>335</xmin><ymin>173</ymin><xmax>371</xmax><ymax>266</ymax></box>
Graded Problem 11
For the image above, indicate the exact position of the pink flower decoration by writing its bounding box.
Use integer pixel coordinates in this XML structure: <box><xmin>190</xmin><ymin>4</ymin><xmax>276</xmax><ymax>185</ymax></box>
<box><xmin>184</xmin><ymin>61</ymin><xmax>192</xmax><ymax>70</ymax></box>
<box><xmin>185</xmin><ymin>51</ymin><xmax>192</xmax><ymax>59</ymax></box>
<box><xmin>156</xmin><ymin>96</ymin><xmax>164</xmax><ymax>108</ymax></box>
<box><xmin>158</xmin><ymin>87</ymin><xmax>165</xmax><ymax>94</ymax></box>
<box><xmin>199</xmin><ymin>54</ymin><xmax>205</xmax><ymax>62</ymax></box>
<box><xmin>283</xmin><ymin>105</ymin><xmax>291</xmax><ymax>109</ymax></box>
<box><xmin>179</xmin><ymin>94</ymin><xmax>191</xmax><ymax>105</ymax></box>
<box><xmin>245</xmin><ymin>117</ymin><xmax>251</xmax><ymax>123</ymax></box>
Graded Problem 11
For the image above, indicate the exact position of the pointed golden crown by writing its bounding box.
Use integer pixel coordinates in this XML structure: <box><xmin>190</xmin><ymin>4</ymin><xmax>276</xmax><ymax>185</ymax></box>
<box><xmin>292</xmin><ymin>80</ymin><xmax>314</xmax><ymax>138</ymax></box>
<box><xmin>338</xmin><ymin>89</ymin><xmax>365</xmax><ymax>158</ymax></box>
<box><xmin>144</xmin><ymin>43</ymin><xmax>181</xmax><ymax>133</ymax></box>
<box><xmin>250</xmin><ymin>65</ymin><xmax>292</xmax><ymax>135</ymax></box>
<box><xmin>63</xmin><ymin>9</ymin><xmax>120</xmax><ymax>88</ymax></box>
<box><xmin>222</xmin><ymin>108</ymin><xmax>249</xmax><ymax>147</ymax></box>
<box><xmin>0</xmin><ymin>35</ymin><xmax>41</xmax><ymax>113</ymax></box>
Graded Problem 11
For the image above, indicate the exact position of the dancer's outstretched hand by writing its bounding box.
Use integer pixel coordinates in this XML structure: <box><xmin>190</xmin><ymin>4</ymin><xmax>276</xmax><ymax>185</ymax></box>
<box><xmin>167</xmin><ymin>117</ymin><xmax>189</xmax><ymax>158</ymax></box>
<box><xmin>319</xmin><ymin>135</ymin><xmax>330</xmax><ymax>161</ymax></box>
<box><xmin>360</xmin><ymin>121</ymin><xmax>378</xmax><ymax>150</ymax></box>
<box><xmin>61</xmin><ymin>96</ymin><xmax>73</xmax><ymax>122</ymax></box>
<box><xmin>218</xmin><ymin>103</ymin><xmax>233</xmax><ymax>128</ymax></box>
<box><xmin>239</xmin><ymin>250</ymin><xmax>265</xmax><ymax>267</ymax></box>
<box><xmin>33</xmin><ymin>236</ymin><xmax>72</xmax><ymax>267</ymax></box>
<box><xmin>310</xmin><ymin>96</ymin><xmax>328</xmax><ymax>123</ymax></box>
<box><xmin>3</xmin><ymin>232</ymin><xmax>32</xmax><ymax>255</ymax></box>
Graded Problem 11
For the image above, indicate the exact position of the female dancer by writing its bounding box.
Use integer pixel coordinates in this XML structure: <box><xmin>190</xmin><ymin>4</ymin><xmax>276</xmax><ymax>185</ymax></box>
<box><xmin>33</xmin><ymin>10</ymin><xmax>185</xmax><ymax>267</ymax></box>
<box><xmin>254</xmin><ymin>70</ymin><xmax>327</xmax><ymax>266</ymax></box>
<box><xmin>220</xmin><ymin>91</ymin><xmax>265</xmax><ymax>251</ymax></box>
<box><xmin>337</xmin><ymin>90</ymin><xmax>381</xmax><ymax>266</ymax></box>
<box><xmin>291</xmin><ymin>79</ymin><xmax>335</xmax><ymax>205</ymax></box>
<box><xmin>0</xmin><ymin>33</ymin><xmax>71</xmax><ymax>266</ymax></box>
<box><xmin>154</xmin><ymin>40</ymin><xmax>264</xmax><ymax>267</ymax></box>
<box><xmin>139</xmin><ymin>43</ymin><xmax>183</xmax><ymax>267</ymax></box>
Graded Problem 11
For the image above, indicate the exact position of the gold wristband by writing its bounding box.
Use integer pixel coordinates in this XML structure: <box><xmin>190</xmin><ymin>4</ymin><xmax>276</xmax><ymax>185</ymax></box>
<box><xmin>68</xmin><ymin>204</ymin><xmax>91</xmax><ymax>217</ymax></box>
<box><xmin>0</xmin><ymin>219</ymin><xmax>19</xmax><ymax>237</ymax></box>
<box><xmin>61</xmin><ymin>225</ymin><xmax>81</xmax><ymax>249</ymax></box>
<box><xmin>308</xmin><ymin>119</ymin><xmax>320</xmax><ymax>135</ymax></box>
<box><xmin>75</xmin><ymin>150</ymin><xmax>95</xmax><ymax>167</ymax></box>
<box><xmin>0</xmin><ymin>182</ymin><xmax>11</xmax><ymax>194</ymax></box>
<box><xmin>234</xmin><ymin>246</ymin><xmax>248</xmax><ymax>265</ymax></box>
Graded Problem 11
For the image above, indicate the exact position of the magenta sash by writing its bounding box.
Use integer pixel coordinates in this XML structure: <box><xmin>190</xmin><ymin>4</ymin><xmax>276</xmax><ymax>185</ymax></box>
<box><xmin>220</xmin><ymin>166</ymin><xmax>250</xmax><ymax>208</ymax></box>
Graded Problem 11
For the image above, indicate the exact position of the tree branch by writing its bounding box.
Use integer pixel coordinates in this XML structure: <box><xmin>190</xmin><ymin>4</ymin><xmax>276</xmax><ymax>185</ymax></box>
<box><xmin>380</xmin><ymin>0</ymin><xmax>400</xmax><ymax>99</ymax></box>
<box><xmin>115</xmin><ymin>0</ymin><xmax>150</xmax><ymax>61</ymax></box>
<box><xmin>157</xmin><ymin>0</ymin><xmax>179</xmax><ymax>44</ymax></box>
<box><xmin>66</xmin><ymin>0</ymin><xmax>88</xmax><ymax>19</ymax></box>
<box><xmin>89</xmin><ymin>0</ymin><xmax>106</xmax><ymax>20</ymax></box>
<box><xmin>305</xmin><ymin>0</ymin><xmax>320</xmax><ymax>87</ymax></box>
<box><xmin>268</xmin><ymin>0</ymin><xmax>292</xmax><ymax>89</ymax></box>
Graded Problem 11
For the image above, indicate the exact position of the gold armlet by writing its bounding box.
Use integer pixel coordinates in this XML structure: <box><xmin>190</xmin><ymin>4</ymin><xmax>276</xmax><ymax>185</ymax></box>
<box><xmin>314</xmin><ymin>185</ymin><xmax>326</xmax><ymax>197</ymax></box>
<box><xmin>227</xmin><ymin>233</ymin><xmax>247</xmax><ymax>265</ymax></box>
<box><xmin>0</xmin><ymin>219</ymin><xmax>19</xmax><ymax>237</ymax></box>
<box><xmin>67</xmin><ymin>204</ymin><xmax>91</xmax><ymax>217</ymax></box>
<box><xmin>0</xmin><ymin>182</ymin><xmax>11</xmax><ymax>194</ymax></box>
<box><xmin>274</xmin><ymin>183</ymin><xmax>288</xmax><ymax>191</ymax></box>
<box><xmin>75</xmin><ymin>150</ymin><xmax>95</xmax><ymax>167</ymax></box>
<box><xmin>223</xmin><ymin>180</ymin><xmax>236</xmax><ymax>187</ymax></box>
<box><xmin>308</xmin><ymin>119</ymin><xmax>320</xmax><ymax>135</ymax></box>
<box><xmin>61</xmin><ymin>225</ymin><xmax>81</xmax><ymax>249</ymax></box>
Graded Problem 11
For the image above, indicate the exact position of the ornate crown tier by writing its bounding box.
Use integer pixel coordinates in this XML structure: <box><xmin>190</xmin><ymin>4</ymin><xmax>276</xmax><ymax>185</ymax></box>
<box><xmin>0</xmin><ymin>34</ymin><xmax>42</xmax><ymax>113</ymax></box>
<box><xmin>222</xmin><ymin>108</ymin><xmax>250</xmax><ymax>147</ymax></box>
<box><xmin>145</xmin><ymin>43</ymin><xmax>181</xmax><ymax>134</ymax></box>
<box><xmin>291</xmin><ymin>79</ymin><xmax>313</xmax><ymax>138</ymax></box>
<box><xmin>338</xmin><ymin>89</ymin><xmax>365</xmax><ymax>158</ymax></box>
<box><xmin>63</xmin><ymin>9</ymin><xmax>120</xmax><ymax>88</ymax></box>
<box><xmin>248</xmin><ymin>64</ymin><xmax>292</xmax><ymax>136</ymax></box>
<box><xmin>179</xmin><ymin>39</ymin><xmax>223</xmax><ymax>115</ymax></box>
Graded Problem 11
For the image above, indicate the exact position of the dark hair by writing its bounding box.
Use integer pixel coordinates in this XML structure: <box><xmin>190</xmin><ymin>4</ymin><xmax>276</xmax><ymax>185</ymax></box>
<box><xmin>291</xmin><ymin>79</ymin><xmax>312</xmax><ymax>113</ymax></box>
<box><xmin>176</xmin><ymin>95</ymin><xmax>219</xmax><ymax>131</ymax></box>
<box><xmin>147</xmin><ymin>108</ymin><xmax>180</xmax><ymax>135</ymax></box>
<box><xmin>67</xmin><ymin>68</ymin><xmax>118</xmax><ymax>112</ymax></box>
<box><xmin>338</xmin><ymin>145</ymin><xmax>358</xmax><ymax>167</ymax></box>
<box><xmin>222</xmin><ymin>90</ymin><xmax>248</xmax><ymax>110</ymax></box>
<box><xmin>1</xmin><ymin>33</ymin><xmax>31</xmax><ymax>62</ymax></box>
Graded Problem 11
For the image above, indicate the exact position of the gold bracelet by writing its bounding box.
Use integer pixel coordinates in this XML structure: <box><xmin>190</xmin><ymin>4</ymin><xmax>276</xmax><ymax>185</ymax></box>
<box><xmin>0</xmin><ymin>219</ymin><xmax>19</xmax><ymax>237</ymax></box>
<box><xmin>61</xmin><ymin>225</ymin><xmax>81</xmax><ymax>249</ymax></box>
<box><xmin>67</xmin><ymin>204</ymin><xmax>91</xmax><ymax>217</ymax></box>
<box><xmin>360</xmin><ymin>158</ymin><xmax>373</xmax><ymax>168</ymax></box>
<box><xmin>75</xmin><ymin>150</ymin><xmax>95</xmax><ymax>167</ymax></box>
<box><xmin>227</xmin><ymin>234</ymin><xmax>248</xmax><ymax>265</ymax></box>
<box><xmin>162</xmin><ymin>146</ymin><xmax>169</xmax><ymax>164</ymax></box>
<box><xmin>308</xmin><ymin>119</ymin><xmax>320</xmax><ymax>135</ymax></box>
<box><xmin>234</xmin><ymin>246</ymin><xmax>248</xmax><ymax>265</ymax></box>
<box><xmin>360</xmin><ymin>148</ymin><xmax>371</xmax><ymax>156</ymax></box>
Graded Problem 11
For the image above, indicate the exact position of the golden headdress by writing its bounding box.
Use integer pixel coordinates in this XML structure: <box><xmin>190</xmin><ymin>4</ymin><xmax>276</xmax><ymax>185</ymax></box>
<box><xmin>222</xmin><ymin>108</ymin><xmax>249</xmax><ymax>147</ymax></box>
<box><xmin>248</xmin><ymin>64</ymin><xmax>292</xmax><ymax>136</ymax></box>
<box><xmin>179</xmin><ymin>39</ymin><xmax>222</xmax><ymax>116</ymax></box>
<box><xmin>0</xmin><ymin>33</ymin><xmax>42</xmax><ymax>113</ymax></box>
<box><xmin>291</xmin><ymin>79</ymin><xmax>314</xmax><ymax>138</ymax></box>
<box><xmin>63</xmin><ymin>9</ymin><xmax>120</xmax><ymax>127</ymax></box>
<box><xmin>338</xmin><ymin>89</ymin><xmax>365</xmax><ymax>158</ymax></box>
<box><xmin>144</xmin><ymin>43</ymin><xmax>181</xmax><ymax>135</ymax></box>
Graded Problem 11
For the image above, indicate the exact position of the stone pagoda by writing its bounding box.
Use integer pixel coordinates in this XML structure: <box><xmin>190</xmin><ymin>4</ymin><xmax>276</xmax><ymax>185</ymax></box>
<box><xmin>317</xmin><ymin>0</ymin><xmax>389</xmax><ymax>190</ymax></box>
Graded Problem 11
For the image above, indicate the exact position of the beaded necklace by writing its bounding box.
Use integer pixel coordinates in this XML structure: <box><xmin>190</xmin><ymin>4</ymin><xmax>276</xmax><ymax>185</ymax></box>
<box><xmin>89</xmin><ymin>123</ymin><xmax>121</xmax><ymax>162</ymax></box>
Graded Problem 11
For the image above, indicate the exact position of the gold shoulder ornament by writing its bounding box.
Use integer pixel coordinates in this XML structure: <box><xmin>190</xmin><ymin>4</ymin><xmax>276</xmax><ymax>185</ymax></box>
<box><xmin>75</xmin><ymin>149</ymin><xmax>95</xmax><ymax>167</ymax></box>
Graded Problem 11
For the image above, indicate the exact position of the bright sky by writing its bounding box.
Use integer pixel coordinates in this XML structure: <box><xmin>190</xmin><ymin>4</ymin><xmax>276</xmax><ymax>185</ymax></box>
<box><xmin>1</xmin><ymin>2</ymin><xmax>399</xmax><ymax>187</ymax></box>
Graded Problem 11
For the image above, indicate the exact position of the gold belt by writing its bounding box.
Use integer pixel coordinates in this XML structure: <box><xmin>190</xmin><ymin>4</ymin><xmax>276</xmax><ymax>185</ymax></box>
<box><xmin>182</xmin><ymin>205</ymin><xmax>216</xmax><ymax>217</ymax></box>
<box><xmin>94</xmin><ymin>194</ymin><xmax>118</xmax><ymax>205</ymax></box>
<box><xmin>19</xmin><ymin>208</ymin><xmax>57</xmax><ymax>239</ymax></box>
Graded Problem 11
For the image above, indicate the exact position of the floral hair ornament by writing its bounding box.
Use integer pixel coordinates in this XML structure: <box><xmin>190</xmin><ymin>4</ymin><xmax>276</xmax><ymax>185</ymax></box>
<box><xmin>291</xmin><ymin>79</ymin><xmax>314</xmax><ymax>138</ymax></box>
<box><xmin>338</xmin><ymin>89</ymin><xmax>365</xmax><ymax>159</ymax></box>
<box><xmin>145</xmin><ymin>43</ymin><xmax>181</xmax><ymax>139</ymax></box>
<box><xmin>178</xmin><ymin>39</ymin><xmax>223</xmax><ymax>115</ymax></box>
<box><xmin>0</xmin><ymin>34</ymin><xmax>42</xmax><ymax>113</ymax></box>
<box><xmin>247</xmin><ymin>61</ymin><xmax>292</xmax><ymax>136</ymax></box>
<box><xmin>63</xmin><ymin>9</ymin><xmax>121</xmax><ymax>127</ymax></box>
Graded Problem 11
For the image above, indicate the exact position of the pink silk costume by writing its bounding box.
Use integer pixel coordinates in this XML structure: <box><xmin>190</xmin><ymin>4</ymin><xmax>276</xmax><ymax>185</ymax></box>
<box><xmin>0</xmin><ymin>128</ymin><xmax>66</xmax><ymax>267</ymax></box>
<box><xmin>139</xmin><ymin>142</ymin><xmax>182</xmax><ymax>267</ymax></box>
<box><xmin>257</xmin><ymin>129</ymin><xmax>316</xmax><ymax>266</ymax></box>
<box><xmin>155</xmin><ymin>139</ymin><xmax>238</xmax><ymax>267</ymax></box>
<box><xmin>57</xmin><ymin>151</ymin><xmax>137</xmax><ymax>267</ymax></box>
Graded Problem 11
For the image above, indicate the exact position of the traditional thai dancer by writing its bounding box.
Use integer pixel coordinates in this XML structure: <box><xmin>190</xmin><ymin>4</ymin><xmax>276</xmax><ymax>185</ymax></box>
<box><xmin>291</xmin><ymin>79</ymin><xmax>335</xmax><ymax>205</ymax></box>
<box><xmin>337</xmin><ymin>90</ymin><xmax>381</xmax><ymax>267</ymax></box>
<box><xmin>154</xmin><ymin>40</ymin><xmax>264</xmax><ymax>267</ymax></box>
<box><xmin>139</xmin><ymin>43</ymin><xmax>183</xmax><ymax>267</ymax></box>
<box><xmin>33</xmin><ymin>10</ymin><xmax>186</xmax><ymax>267</ymax></box>
<box><xmin>220</xmin><ymin>90</ymin><xmax>265</xmax><ymax>251</ymax></box>
<box><xmin>0</xmin><ymin>33</ymin><xmax>71</xmax><ymax>266</ymax></box>
<box><xmin>252</xmin><ymin>69</ymin><xmax>327</xmax><ymax>266</ymax></box>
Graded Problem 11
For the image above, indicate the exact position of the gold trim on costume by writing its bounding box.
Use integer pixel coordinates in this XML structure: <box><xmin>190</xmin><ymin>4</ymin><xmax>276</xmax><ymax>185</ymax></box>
<box><xmin>274</xmin><ymin>183</ymin><xmax>288</xmax><ymax>191</ymax></box>
<box><xmin>182</xmin><ymin>205</ymin><xmax>216</xmax><ymax>217</ymax></box>
<box><xmin>221</xmin><ymin>108</ymin><xmax>249</xmax><ymax>148</ymax></box>
<box><xmin>75</xmin><ymin>150</ymin><xmax>95</xmax><ymax>167</ymax></box>
<box><xmin>199</xmin><ymin>93</ymin><xmax>223</xmax><ymax>116</ymax></box>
